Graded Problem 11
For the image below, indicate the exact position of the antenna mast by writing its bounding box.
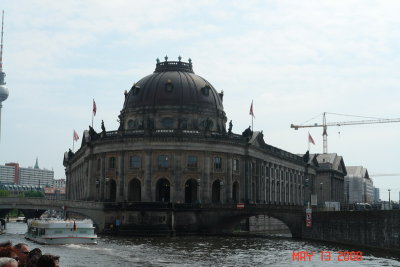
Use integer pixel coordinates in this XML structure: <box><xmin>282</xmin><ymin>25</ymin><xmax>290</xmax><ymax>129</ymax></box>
<box><xmin>0</xmin><ymin>10</ymin><xmax>4</xmax><ymax>72</ymax></box>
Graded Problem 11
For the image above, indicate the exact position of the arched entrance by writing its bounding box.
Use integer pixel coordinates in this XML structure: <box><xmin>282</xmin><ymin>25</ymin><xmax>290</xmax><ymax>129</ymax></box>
<box><xmin>128</xmin><ymin>178</ymin><xmax>141</xmax><ymax>201</ymax></box>
<box><xmin>108</xmin><ymin>179</ymin><xmax>117</xmax><ymax>202</ymax></box>
<box><xmin>212</xmin><ymin>180</ymin><xmax>221</xmax><ymax>203</ymax></box>
<box><xmin>232</xmin><ymin>181</ymin><xmax>239</xmax><ymax>203</ymax></box>
<box><xmin>156</xmin><ymin>178</ymin><xmax>170</xmax><ymax>202</ymax></box>
<box><xmin>185</xmin><ymin>179</ymin><xmax>198</xmax><ymax>203</ymax></box>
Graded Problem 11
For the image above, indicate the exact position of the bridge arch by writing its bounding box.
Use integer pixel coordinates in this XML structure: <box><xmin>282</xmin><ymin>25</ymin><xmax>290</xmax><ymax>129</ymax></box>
<box><xmin>194</xmin><ymin>206</ymin><xmax>304</xmax><ymax>238</ymax></box>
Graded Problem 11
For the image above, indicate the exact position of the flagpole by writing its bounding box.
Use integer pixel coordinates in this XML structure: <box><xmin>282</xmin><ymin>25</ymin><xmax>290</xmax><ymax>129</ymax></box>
<box><xmin>92</xmin><ymin>99</ymin><xmax>94</xmax><ymax>128</ymax></box>
<box><xmin>252</xmin><ymin>115</ymin><xmax>253</xmax><ymax>132</ymax></box>
<box><xmin>72</xmin><ymin>130</ymin><xmax>75</xmax><ymax>152</ymax></box>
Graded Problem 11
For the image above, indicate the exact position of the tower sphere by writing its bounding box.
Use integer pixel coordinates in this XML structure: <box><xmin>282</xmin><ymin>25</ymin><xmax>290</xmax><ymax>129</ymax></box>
<box><xmin>0</xmin><ymin>84</ymin><xmax>8</xmax><ymax>102</ymax></box>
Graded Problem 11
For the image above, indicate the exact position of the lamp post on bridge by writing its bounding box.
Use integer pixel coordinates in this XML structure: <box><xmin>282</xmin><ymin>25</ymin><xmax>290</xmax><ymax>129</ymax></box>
<box><xmin>95</xmin><ymin>180</ymin><xmax>100</xmax><ymax>201</ymax></box>
<box><xmin>220</xmin><ymin>181</ymin><xmax>224</xmax><ymax>204</ymax></box>
<box><xmin>105</xmin><ymin>177</ymin><xmax>110</xmax><ymax>202</ymax></box>
<box><xmin>197</xmin><ymin>178</ymin><xmax>201</xmax><ymax>204</ymax></box>
<box><xmin>388</xmin><ymin>189</ymin><xmax>391</xmax><ymax>210</ymax></box>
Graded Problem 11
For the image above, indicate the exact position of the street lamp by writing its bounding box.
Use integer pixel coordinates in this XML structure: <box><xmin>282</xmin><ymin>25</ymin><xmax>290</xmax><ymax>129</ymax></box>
<box><xmin>388</xmin><ymin>189</ymin><xmax>391</xmax><ymax>209</ymax></box>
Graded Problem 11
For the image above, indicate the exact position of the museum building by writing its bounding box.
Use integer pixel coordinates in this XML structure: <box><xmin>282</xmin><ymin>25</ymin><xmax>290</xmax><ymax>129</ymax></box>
<box><xmin>64</xmin><ymin>57</ymin><xmax>317</xmax><ymax>205</ymax></box>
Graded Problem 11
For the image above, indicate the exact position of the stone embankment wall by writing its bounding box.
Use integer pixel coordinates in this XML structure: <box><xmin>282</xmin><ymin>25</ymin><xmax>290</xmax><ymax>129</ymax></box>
<box><xmin>302</xmin><ymin>210</ymin><xmax>400</xmax><ymax>251</ymax></box>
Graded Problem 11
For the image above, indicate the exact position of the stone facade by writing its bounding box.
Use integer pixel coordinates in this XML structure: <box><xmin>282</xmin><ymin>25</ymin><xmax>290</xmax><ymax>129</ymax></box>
<box><xmin>311</xmin><ymin>153</ymin><xmax>346</xmax><ymax>205</ymax></box>
<box><xmin>64</xmin><ymin>59</ymin><xmax>315</xmax><ymax>207</ymax></box>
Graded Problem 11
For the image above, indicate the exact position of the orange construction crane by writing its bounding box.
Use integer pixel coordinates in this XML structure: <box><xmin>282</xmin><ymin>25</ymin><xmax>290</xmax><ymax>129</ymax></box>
<box><xmin>291</xmin><ymin>112</ymin><xmax>400</xmax><ymax>154</ymax></box>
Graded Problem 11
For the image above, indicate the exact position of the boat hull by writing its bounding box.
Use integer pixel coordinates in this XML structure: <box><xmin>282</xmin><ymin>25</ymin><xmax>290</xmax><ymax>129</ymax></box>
<box><xmin>25</xmin><ymin>235</ymin><xmax>97</xmax><ymax>245</ymax></box>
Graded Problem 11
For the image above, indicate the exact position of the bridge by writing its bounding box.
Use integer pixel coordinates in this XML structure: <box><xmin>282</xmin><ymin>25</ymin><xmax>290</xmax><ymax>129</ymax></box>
<box><xmin>1</xmin><ymin>198</ymin><xmax>399</xmax><ymax>251</ymax></box>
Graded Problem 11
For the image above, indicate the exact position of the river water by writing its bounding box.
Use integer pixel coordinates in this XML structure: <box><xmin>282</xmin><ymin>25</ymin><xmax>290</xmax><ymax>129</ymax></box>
<box><xmin>1</xmin><ymin>222</ymin><xmax>400</xmax><ymax>266</ymax></box>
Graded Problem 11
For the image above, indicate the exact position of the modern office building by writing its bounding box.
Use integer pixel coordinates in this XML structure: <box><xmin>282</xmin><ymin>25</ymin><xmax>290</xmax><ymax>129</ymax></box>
<box><xmin>0</xmin><ymin>164</ymin><xmax>15</xmax><ymax>184</ymax></box>
<box><xmin>53</xmin><ymin>178</ymin><xmax>66</xmax><ymax>188</ymax></box>
<box><xmin>373</xmin><ymin>187</ymin><xmax>380</xmax><ymax>203</ymax></box>
<box><xmin>345</xmin><ymin>166</ymin><xmax>374</xmax><ymax>204</ymax></box>
<box><xmin>0</xmin><ymin>159</ymin><xmax>54</xmax><ymax>187</ymax></box>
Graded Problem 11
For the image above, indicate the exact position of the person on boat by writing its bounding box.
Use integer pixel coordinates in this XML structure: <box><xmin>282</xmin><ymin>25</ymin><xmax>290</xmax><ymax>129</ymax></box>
<box><xmin>0</xmin><ymin>242</ymin><xmax>11</xmax><ymax>248</ymax></box>
<box><xmin>36</xmin><ymin>254</ymin><xmax>59</xmax><ymax>267</ymax></box>
<box><xmin>25</xmin><ymin>248</ymin><xmax>42</xmax><ymax>267</ymax></box>
<box><xmin>0</xmin><ymin>257</ymin><xmax>18</xmax><ymax>267</ymax></box>
<box><xmin>13</xmin><ymin>243</ymin><xmax>29</xmax><ymax>266</ymax></box>
<box><xmin>0</xmin><ymin>247</ymin><xmax>19</xmax><ymax>265</ymax></box>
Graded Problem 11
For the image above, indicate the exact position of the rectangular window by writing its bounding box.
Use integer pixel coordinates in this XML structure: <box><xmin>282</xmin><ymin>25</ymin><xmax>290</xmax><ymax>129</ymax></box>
<box><xmin>158</xmin><ymin>155</ymin><xmax>169</xmax><ymax>169</ymax></box>
<box><xmin>187</xmin><ymin>156</ymin><xmax>197</xmax><ymax>168</ymax></box>
<box><xmin>214</xmin><ymin>157</ymin><xmax>222</xmax><ymax>170</ymax></box>
<box><xmin>109</xmin><ymin>157</ymin><xmax>116</xmax><ymax>169</ymax></box>
<box><xmin>130</xmin><ymin>156</ymin><xmax>141</xmax><ymax>169</ymax></box>
<box><xmin>233</xmin><ymin>159</ymin><xmax>239</xmax><ymax>171</ymax></box>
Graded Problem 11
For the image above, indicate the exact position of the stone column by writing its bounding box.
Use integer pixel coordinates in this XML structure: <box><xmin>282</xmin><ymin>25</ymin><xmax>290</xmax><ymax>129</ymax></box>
<box><xmin>143</xmin><ymin>151</ymin><xmax>152</xmax><ymax>202</ymax></box>
<box><xmin>87</xmin><ymin>156</ymin><xmax>94</xmax><ymax>200</ymax></box>
<box><xmin>117</xmin><ymin>152</ymin><xmax>125</xmax><ymax>202</ymax></box>
<box><xmin>226</xmin><ymin>154</ymin><xmax>232</xmax><ymax>203</ymax></box>
<box><xmin>239</xmin><ymin>157</ymin><xmax>246</xmax><ymax>203</ymax></box>
<box><xmin>172</xmin><ymin>153</ymin><xmax>182</xmax><ymax>203</ymax></box>
<box><xmin>100</xmin><ymin>154</ymin><xmax>105</xmax><ymax>201</ymax></box>
<box><xmin>244</xmin><ymin>157</ymin><xmax>251</xmax><ymax>202</ymax></box>
<box><xmin>257</xmin><ymin>161</ymin><xmax>261</xmax><ymax>203</ymax></box>
<box><xmin>203</xmin><ymin>152</ymin><xmax>211</xmax><ymax>203</ymax></box>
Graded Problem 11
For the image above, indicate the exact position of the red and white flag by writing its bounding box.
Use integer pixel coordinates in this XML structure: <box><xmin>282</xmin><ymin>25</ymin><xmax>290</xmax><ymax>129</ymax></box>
<box><xmin>249</xmin><ymin>100</ymin><xmax>255</xmax><ymax>118</ymax></box>
<box><xmin>93</xmin><ymin>99</ymin><xmax>97</xmax><ymax>116</ymax></box>
<box><xmin>73</xmin><ymin>130</ymin><xmax>79</xmax><ymax>142</ymax></box>
<box><xmin>308</xmin><ymin>132</ymin><xmax>315</xmax><ymax>145</ymax></box>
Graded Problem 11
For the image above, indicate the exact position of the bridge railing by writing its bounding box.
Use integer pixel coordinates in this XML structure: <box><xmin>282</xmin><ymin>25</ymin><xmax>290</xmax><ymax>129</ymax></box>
<box><xmin>102</xmin><ymin>202</ymin><xmax>305</xmax><ymax>211</ymax></box>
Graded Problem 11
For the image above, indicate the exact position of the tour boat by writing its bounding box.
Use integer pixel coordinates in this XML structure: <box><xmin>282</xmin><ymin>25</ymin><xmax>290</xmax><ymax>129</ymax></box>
<box><xmin>25</xmin><ymin>218</ymin><xmax>97</xmax><ymax>245</ymax></box>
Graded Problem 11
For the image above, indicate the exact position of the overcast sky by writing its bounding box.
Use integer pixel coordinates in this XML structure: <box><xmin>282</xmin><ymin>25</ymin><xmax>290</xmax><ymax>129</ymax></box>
<box><xmin>1</xmin><ymin>0</ymin><xmax>399</xmax><ymax>201</ymax></box>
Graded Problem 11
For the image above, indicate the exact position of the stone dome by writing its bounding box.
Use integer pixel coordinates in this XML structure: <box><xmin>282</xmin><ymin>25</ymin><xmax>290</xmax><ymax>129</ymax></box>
<box><xmin>123</xmin><ymin>58</ymin><xmax>224</xmax><ymax>113</ymax></box>
<box><xmin>120</xmin><ymin>57</ymin><xmax>227</xmax><ymax>133</ymax></box>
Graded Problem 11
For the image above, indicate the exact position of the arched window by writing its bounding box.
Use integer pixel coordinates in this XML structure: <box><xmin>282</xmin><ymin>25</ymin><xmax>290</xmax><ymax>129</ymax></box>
<box><xmin>232</xmin><ymin>181</ymin><xmax>239</xmax><ymax>203</ymax></box>
<box><xmin>156</xmin><ymin>178</ymin><xmax>170</xmax><ymax>202</ymax></box>
<box><xmin>212</xmin><ymin>180</ymin><xmax>221</xmax><ymax>203</ymax></box>
<box><xmin>128</xmin><ymin>179</ymin><xmax>141</xmax><ymax>201</ymax></box>
<box><xmin>109</xmin><ymin>157</ymin><xmax>116</xmax><ymax>169</ymax></box>
<box><xmin>184</xmin><ymin>179</ymin><xmax>198</xmax><ymax>203</ymax></box>
<box><xmin>107</xmin><ymin>179</ymin><xmax>117</xmax><ymax>202</ymax></box>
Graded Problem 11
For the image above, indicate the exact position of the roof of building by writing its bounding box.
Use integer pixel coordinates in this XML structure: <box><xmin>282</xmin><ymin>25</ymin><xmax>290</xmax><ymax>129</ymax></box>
<box><xmin>122</xmin><ymin>58</ymin><xmax>224</xmax><ymax>114</ymax></box>
<box><xmin>310</xmin><ymin>153</ymin><xmax>347</xmax><ymax>175</ymax></box>
<box><xmin>346</xmin><ymin>166</ymin><xmax>370</xmax><ymax>179</ymax></box>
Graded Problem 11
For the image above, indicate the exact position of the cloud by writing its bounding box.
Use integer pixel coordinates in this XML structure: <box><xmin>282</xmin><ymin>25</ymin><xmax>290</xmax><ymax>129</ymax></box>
<box><xmin>1</xmin><ymin>0</ymin><xmax>400</xmax><ymax>198</ymax></box>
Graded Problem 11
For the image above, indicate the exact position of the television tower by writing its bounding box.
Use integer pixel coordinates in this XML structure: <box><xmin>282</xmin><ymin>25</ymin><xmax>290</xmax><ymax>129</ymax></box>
<box><xmin>0</xmin><ymin>10</ymin><xmax>9</xmax><ymax>141</ymax></box>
